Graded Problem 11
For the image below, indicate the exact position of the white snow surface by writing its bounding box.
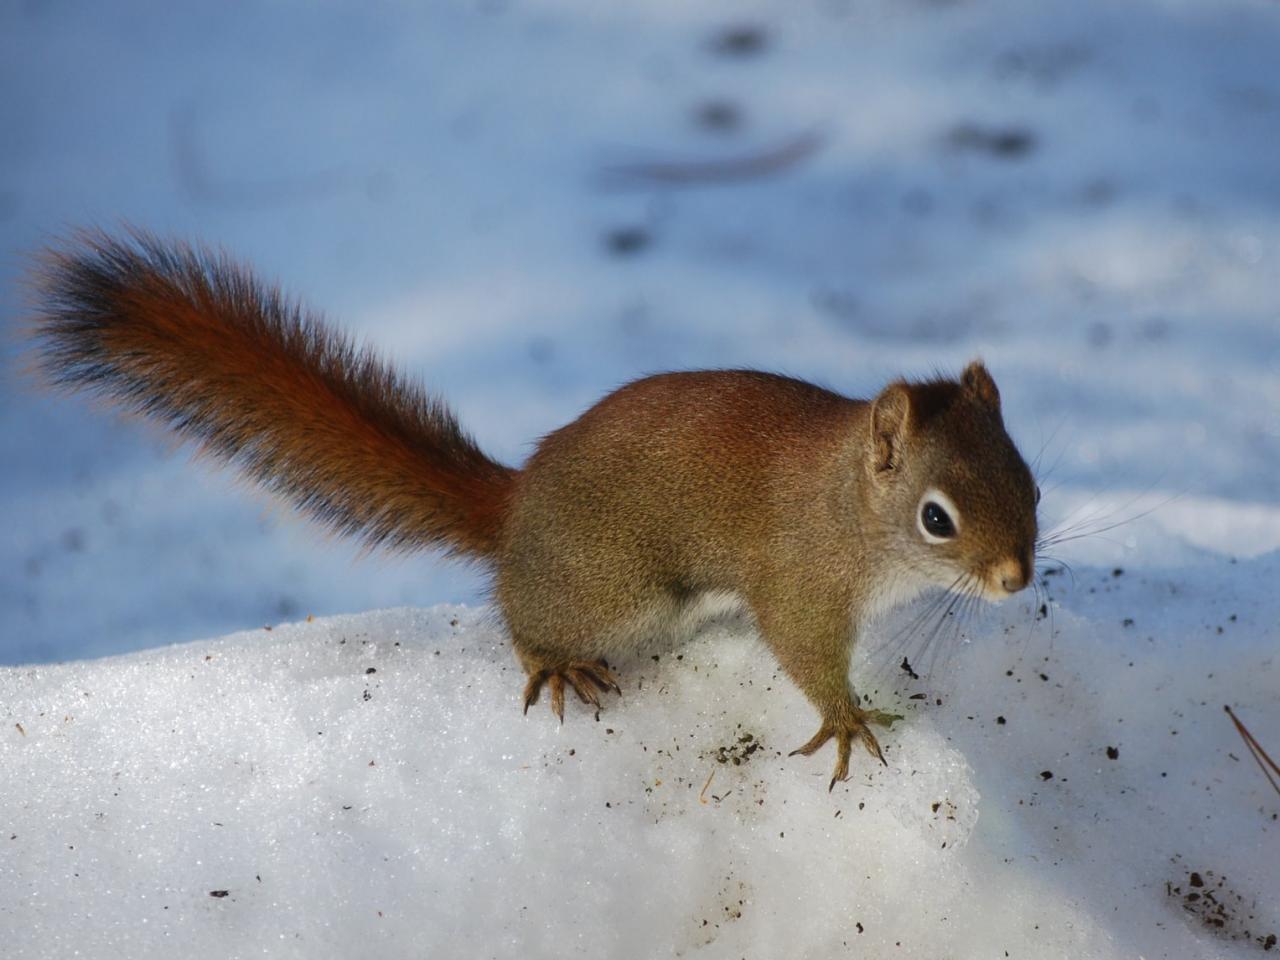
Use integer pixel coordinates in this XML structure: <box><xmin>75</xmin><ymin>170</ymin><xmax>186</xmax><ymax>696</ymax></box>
<box><xmin>3</xmin><ymin>550</ymin><xmax>1278</xmax><ymax>958</ymax></box>
<box><xmin>3</xmin><ymin>0</ymin><xmax>1280</xmax><ymax>956</ymax></box>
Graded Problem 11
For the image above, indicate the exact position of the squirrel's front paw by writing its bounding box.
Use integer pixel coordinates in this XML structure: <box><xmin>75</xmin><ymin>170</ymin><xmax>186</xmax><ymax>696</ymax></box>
<box><xmin>789</xmin><ymin>707</ymin><xmax>902</xmax><ymax>791</ymax></box>
<box><xmin>521</xmin><ymin>659</ymin><xmax>622</xmax><ymax>722</ymax></box>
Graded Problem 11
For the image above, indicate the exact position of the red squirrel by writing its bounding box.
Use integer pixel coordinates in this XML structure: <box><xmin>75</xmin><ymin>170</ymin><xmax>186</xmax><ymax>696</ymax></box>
<box><xmin>29</xmin><ymin>230</ymin><xmax>1039</xmax><ymax>789</ymax></box>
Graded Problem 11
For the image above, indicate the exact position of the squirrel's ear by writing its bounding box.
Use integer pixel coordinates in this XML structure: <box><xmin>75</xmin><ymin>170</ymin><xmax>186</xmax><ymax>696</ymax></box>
<box><xmin>870</xmin><ymin>383</ymin><xmax>910</xmax><ymax>472</ymax></box>
<box><xmin>961</xmin><ymin>360</ymin><xmax>1000</xmax><ymax>411</ymax></box>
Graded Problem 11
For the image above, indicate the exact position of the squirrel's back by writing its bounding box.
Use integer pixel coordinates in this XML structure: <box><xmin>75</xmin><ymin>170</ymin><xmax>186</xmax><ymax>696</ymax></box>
<box><xmin>523</xmin><ymin>369</ymin><xmax>858</xmax><ymax>530</ymax></box>
<box><xmin>502</xmin><ymin>370</ymin><xmax>865</xmax><ymax>605</ymax></box>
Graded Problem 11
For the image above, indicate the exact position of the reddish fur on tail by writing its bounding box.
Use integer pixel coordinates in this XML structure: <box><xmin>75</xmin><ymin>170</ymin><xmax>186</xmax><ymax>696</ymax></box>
<box><xmin>29</xmin><ymin>229</ymin><xmax>514</xmax><ymax>558</ymax></box>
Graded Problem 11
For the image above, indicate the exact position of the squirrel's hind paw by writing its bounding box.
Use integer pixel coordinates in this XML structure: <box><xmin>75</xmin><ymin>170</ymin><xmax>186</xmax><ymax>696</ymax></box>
<box><xmin>522</xmin><ymin>660</ymin><xmax>622</xmax><ymax>721</ymax></box>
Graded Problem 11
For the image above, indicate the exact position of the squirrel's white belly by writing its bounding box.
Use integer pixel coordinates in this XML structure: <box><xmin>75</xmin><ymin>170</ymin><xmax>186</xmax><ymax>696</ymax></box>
<box><xmin>677</xmin><ymin>589</ymin><xmax>748</xmax><ymax>632</ymax></box>
<box><xmin>607</xmin><ymin>588</ymin><xmax>749</xmax><ymax>654</ymax></box>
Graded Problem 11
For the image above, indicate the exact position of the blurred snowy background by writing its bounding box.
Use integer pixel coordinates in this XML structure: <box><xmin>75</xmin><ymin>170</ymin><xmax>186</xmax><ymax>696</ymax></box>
<box><xmin>3</xmin><ymin>3</ymin><xmax>1280</xmax><ymax>957</ymax></box>
<box><xmin>3</xmin><ymin>0</ymin><xmax>1278</xmax><ymax>663</ymax></box>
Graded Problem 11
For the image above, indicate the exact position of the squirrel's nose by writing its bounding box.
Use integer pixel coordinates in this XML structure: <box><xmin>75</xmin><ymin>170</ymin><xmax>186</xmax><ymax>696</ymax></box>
<box><xmin>994</xmin><ymin>557</ymin><xmax>1031</xmax><ymax>594</ymax></box>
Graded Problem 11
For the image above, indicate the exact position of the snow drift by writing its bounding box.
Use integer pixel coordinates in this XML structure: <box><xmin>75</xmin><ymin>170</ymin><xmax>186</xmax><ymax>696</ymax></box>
<box><xmin>4</xmin><ymin>552</ymin><xmax>1277</xmax><ymax>958</ymax></box>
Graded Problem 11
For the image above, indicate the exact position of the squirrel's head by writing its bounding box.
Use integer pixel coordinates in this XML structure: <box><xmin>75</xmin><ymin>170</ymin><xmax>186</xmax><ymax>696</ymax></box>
<box><xmin>865</xmin><ymin>361</ymin><xmax>1038</xmax><ymax>602</ymax></box>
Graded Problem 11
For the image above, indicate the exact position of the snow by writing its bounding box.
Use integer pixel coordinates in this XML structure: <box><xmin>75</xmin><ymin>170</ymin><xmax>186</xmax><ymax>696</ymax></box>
<box><xmin>4</xmin><ymin>549</ymin><xmax>1278</xmax><ymax>957</ymax></box>
<box><xmin>2</xmin><ymin>0</ymin><xmax>1279</xmax><ymax>956</ymax></box>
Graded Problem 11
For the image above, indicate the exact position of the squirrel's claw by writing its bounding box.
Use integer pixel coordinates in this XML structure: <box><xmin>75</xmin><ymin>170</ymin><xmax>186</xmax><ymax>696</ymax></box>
<box><xmin>522</xmin><ymin>670</ymin><xmax>550</xmax><ymax>715</ymax></box>
<box><xmin>858</xmin><ymin>724</ymin><xmax>888</xmax><ymax>767</ymax></box>
<box><xmin>788</xmin><ymin>724</ymin><xmax>834</xmax><ymax>758</ymax></box>
<box><xmin>829</xmin><ymin>732</ymin><xmax>852</xmax><ymax>792</ymax></box>
<box><xmin>588</xmin><ymin>660</ymin><xmax>623</xmax><ymax>697</ymax></box>
<box><xmin>860</xmin><ymin>709</ymin><xmax>904</xmax><ymax>730</ymax></box>
<box><xmin>548</xmin><ymin>674</ymin><xmax>566</xmax><ymax>722</ymax></box>
<box><xmin>566</xmin><ymin>668</ymin><xmax>602</xmax><ymax>709</ymax></box>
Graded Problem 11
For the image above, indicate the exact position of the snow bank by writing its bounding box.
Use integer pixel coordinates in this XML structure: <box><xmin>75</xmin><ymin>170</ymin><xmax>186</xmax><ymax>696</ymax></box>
<box><xmin>4</xmin><ymin>553</ymin><xmax>1277</xmax><ymax>958</ymax></box>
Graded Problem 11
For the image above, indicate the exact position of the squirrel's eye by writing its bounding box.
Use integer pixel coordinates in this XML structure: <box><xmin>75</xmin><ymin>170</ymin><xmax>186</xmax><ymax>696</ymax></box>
<box><xmin>1034</xmin><ymin>485</ymin><xmax>1042</xmax><ymax>505</ymax></box>
<box><xmin>921</xmin><ymin>501</ymin><xmax>956</xmax><ymax>539</ymax></box>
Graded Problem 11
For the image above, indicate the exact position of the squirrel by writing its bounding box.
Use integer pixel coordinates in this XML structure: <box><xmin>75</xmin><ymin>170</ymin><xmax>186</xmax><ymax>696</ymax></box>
<box><xmin>28</xmin><ymin>230</ymin><xmax>1039</xmax><ymax>790</ymax></box>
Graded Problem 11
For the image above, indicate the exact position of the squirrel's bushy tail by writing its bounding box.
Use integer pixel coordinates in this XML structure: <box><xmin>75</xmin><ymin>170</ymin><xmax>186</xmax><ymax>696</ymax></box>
<box><xmin>29</xmin><ymin>229</ymin><xmax>514</xmax><ymax>558</ymax></box>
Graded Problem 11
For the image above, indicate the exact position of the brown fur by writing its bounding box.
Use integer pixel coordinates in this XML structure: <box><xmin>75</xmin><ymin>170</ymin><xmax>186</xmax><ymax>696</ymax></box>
<box><xmin>28</xmin><ymin>231</ymin><xmax>1039</xmax><ymax>789</ymax></box>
